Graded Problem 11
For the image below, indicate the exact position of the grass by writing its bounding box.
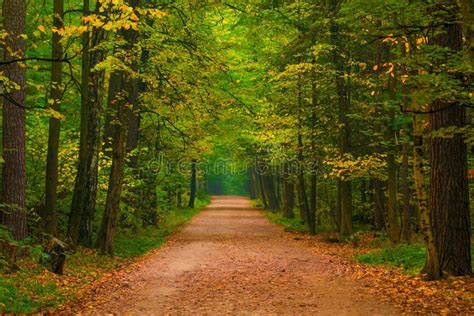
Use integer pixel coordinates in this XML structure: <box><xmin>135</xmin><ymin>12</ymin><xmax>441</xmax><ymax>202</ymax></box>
<box><xmin>356</xmin><ymin>242</ymin><xmax>474</xmax><ymax>274</ymax></box>
<box><xmin>115</xmin><ymin>206</ymin><xmax>202</xmax><ymax>258</ymax></box>
<box><xmin>355</xmin><ymin>244</ymin><xmax>427</xmax><ymax>274</ymax></box>
<box><xmin>264</xmin><ymin>211</ymin><xmax>307</xmax><ymax>232</ymax></box>
<box><xmin>0</xmin><ymin>270</ymin><xmax>65</xmax><ymax>313</ymax></box>
<box><xmin>0</xmin><ymin>202</ymin><xmax>207</xmax><ymax>314</ymax></box>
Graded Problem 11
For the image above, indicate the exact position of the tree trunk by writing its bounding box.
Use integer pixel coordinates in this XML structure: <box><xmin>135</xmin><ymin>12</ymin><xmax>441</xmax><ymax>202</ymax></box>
<box><xmin>96</xmin><ymin>95</ymin><xmax>129</xmax><ymax>256</ymax></box>
<box><xmin>67</xmin><ymin>0</ymin><xmax>106</xmax><ymax>247</ymax></box>
<box><xmin>413</xmin><ymin>115</ymin><xmax>441</xmax><ymax>280</ymax></box>
<box><xmin>430</xmin><ymin>1</ymin><xmax>471</xmax><ymax>276</ymax></box>
<box><xmin>43</xmin><ymin>0</ymin><xmax>64</xmax><ymax>236</ymax></box>
<box><xmin>248</xmin><ymin>168</ymin><xmax>258</xmax><ymax>199</ymax></box>
<box><xmin>309</xmin><ymin>73</ymin><xmax>318</xmax><ymax>233</ymax></box>
<box><xmin>401</xmin><ymin>142</ymin><xmax>411</xmax><ymax>243</ymax></box>
<box><xmin>96</xmin><ymin>2</ymin><xmax>140</xmax><ymax>255</ymax></box>
<box><xmin>335</xmin><ymin>180</ymin><xmax>341</xmax><ymax>229</ymax></box>
<box><xmin>371</xmin><ymin>179</ymin><xmax>386</xmax><ymax>231</ymax></box>
<box><xmin>102</xmin><ymin>72</ymin><xmax>123</xmax><ymax>156</ymax></box>
<box><xmin>256</xmin><ymin>171</ymin><xmax>268</xmax><ymax>209</ymax></box>
<box><xmin>282</xmin><ymin>163</ymin><xmax>295</xmax><ymax>219</ymax></box>
<box><xmin>386</xmin><ymin>56</ymin><xmax>400</xmax><ymax>244</ymax></box>
<box><xmin>1</xmin><ymin>0</ymin><xmax>27</xmax><ymax>241</ymax></box>
<box><xmin>386</xmin><ymin>152</ymin><xmax>399</xmax><ymax>242</ymax></box>
<box><xmin>262</xmin><ymin>173</ymin><xmax>279</xmax><ymax>211</ymax></box>
<box><xmin>329</xmin><ymin>0</ymin><xmax>352</xmax><ymax>237</ymax></box>
<box><xmin>188</xmin><ymin>160</ymin><xmax>197</xmax><ymax>208</ymax></box>
<box><xmin>297</xmin><ymin>133</ymin><xmax>312</xmax><ymax>232</ymax></box>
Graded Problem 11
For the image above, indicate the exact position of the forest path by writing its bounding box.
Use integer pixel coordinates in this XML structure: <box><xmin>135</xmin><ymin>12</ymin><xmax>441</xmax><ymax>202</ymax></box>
<box><xmin>73</xmin><ymin>196</ymin><xmax>400</xmax><ymax>315</ymax></box>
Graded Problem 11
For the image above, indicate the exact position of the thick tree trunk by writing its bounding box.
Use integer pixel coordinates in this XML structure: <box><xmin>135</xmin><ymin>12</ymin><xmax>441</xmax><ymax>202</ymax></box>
<box><xmin>430</xmin><ymin>1</ymin><xmax>471</xmax><ymax>276</ymax></box>
<box><xmin>43</xmin><ymin>0</ymin><xmax>64</xmax><ymax>236</ymax></box>
<box><xmin>1</xmin><ymin>0</ymin><xmax>27</xmax><ymax>241</ymax></box>
<box><xmin>188</xmin><ymin>160</ymin><xmax>197</xmax><ymax>208</ymax></box>
<box><xmin>68</xmin><ymin>0</ymin><xmax>106</xmax><ymax>247</ymax></box>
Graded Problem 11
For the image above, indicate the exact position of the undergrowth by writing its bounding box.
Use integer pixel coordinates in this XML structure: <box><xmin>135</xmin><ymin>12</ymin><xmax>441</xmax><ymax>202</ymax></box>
<box><xmin>265</xmin><ymin>211</ymin><xmax>307</xmax><ymax>232</ymax></box>
<box><xmin>355</xmin><ymin>244</ymin><xmax>426</xmax><ymax>274</ymax></box>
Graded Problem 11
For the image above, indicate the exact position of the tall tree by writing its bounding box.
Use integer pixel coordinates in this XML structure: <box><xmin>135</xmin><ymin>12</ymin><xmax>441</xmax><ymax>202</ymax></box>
<box><xmin>96</xmin><ymin>0</ymin><xmax>141</xmax><ymax>256</ymax></box>
<box><xmin>188</xmin><ymin>160</ymin><xmax>197</xmax><ymax>208</ymax></box>
<box><xmin>43</xmin><ymin>0</ymin><xmax>64</xmax><ymax>236</ymax></box>
<box><xmin>328</xmin><ymin>0</ymin><xmax>352</xmax><ymax>237</ymax></box>
<box><xmin>1</xmin><ymin>0</ymin><xmax>27</xmax><ymax>241</ymax></box>
<box><xmin>430</xmin><ymin>0</ymin><xmax>471</xmax><ymax>276</ymax></box>
<box><xmin>67</xmin><ymin>0</ymin><xmax>106</xmax><ymax>247</ymax></box>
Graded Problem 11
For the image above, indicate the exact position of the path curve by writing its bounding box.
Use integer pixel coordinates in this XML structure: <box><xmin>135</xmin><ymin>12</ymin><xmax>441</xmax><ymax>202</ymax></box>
<box><xmin>74</xmin><ymin>196</ymin><xmax>400</xmax><ymax>315</ymax></box>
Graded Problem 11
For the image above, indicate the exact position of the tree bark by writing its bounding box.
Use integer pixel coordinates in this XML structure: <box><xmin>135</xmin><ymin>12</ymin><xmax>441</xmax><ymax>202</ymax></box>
<box><xmin>413</xmin><ymin>115</ymin><xmax>441</xmax><ymax>280</ymax></box>
<box><xmin>401</xmin><ymin>142</ymin><xmax>411</xmax><ymax>243</ymax></box>
<box><xmin>1</xmin><ymin>0</ymin><xmax>27</xmax><ymax>241</ymax></box>
<box><xmin>430</xmin><ymin>1</ymin><xmax>471</xmax><ymax>276</ymax></box>
<box><xmin>329</xmin><ymin>0</ymin><xmax>352</xmax><ymax>237</ymax></box>
<box><xmin>309</xmin><ymin>72</ymin><xmax>318</xmax><ymax>233</ymax></box>
<box><xmin>43</xmin><ymin>0</ymin><xmax>64</xmax><ymax>236</ymax></box>
<box><xmin>188</xmin><ymin>160</ymin><xmax>197</xmax><ymax>208</ymax></box>
<box><xmin>282</xmin><ymin>163</ymin><xmax>295</xmax><ymax>219</ymax></box>
<box><xmin>297</xmin><ymin>133</ymin><xmax>312</xmax><ymax>232</ymax></box>
<box><xmin>96</xmin><ymin>95</ymin><xmax>129</xmax><ymax>256</ymax></box>
<box><xmin>385</xmin><ymin>52</ymin><xmax>400</xmax><ymax>244</ymax></box>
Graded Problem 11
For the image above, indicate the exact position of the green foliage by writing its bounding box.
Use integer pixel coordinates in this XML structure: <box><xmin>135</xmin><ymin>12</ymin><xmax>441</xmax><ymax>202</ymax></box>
<box><xmin>0</xmin><ymin>271</ymin><xmax>65</xmax><ymax>313</ymax></box>
<box><xmin>265</xmin><ymin>211</ymin><xmax>307</xmax><ymax>233</ymax></box>
<box><xmin>115</xmin><ymin>205</ymin><xmax>204</xmax><ymax>258</ymax></box>
<box><xmin>356</xmin><ymin>244</ymin><xmax>427</xmax><ymax>274</ymax></box>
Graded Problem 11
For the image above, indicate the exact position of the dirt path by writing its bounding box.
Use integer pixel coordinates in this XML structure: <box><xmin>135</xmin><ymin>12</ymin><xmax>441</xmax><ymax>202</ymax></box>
<box><xmin>73</xmin><ymin>196</ymin><xmax>401</xmax><ymax>315</ymax></box>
